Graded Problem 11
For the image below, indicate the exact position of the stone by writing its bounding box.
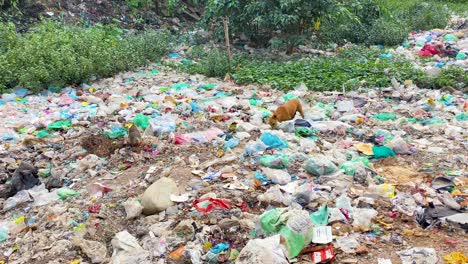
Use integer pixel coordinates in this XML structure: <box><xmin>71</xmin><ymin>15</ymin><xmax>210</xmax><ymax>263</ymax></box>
<box><xmin>141</xmin><ymin>177</ymin><xmax>180</xmax><ymax>215</ymax></box>
<box><xmin>74</xmin><ymin>238</ymin><xmax>107</xmax><ymax>263</ymax></box>
<box><xmin>356</xmin><ymin>245</ymin><xmax>369</xmax><ymax>254</ymax></box>
<box><xmin>123</xmin><ymin>198</ymin><xmax>143</xmax><ymax>219</ymax></box>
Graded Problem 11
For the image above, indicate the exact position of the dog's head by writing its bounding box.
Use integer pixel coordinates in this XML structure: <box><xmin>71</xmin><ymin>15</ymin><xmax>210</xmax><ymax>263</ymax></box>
<box><xmin>268</xmin><ymin>114</ymin><xmax>278</xmax><ymax>128</ymax></box>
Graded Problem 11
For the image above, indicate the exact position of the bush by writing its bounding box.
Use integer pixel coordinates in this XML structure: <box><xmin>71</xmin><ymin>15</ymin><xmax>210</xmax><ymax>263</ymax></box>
<box><xmin>0</xmin><ymin>21</ymin><xmax>173</xmax><ymax>93</ymax></box>
<box><xmin>401</xmin><ymin>2</ymin><xmax>451</xmax><ymax>31</ymax></box>
<box><xmin>366</xmin><ymin>17</ymin><xmax>408</xmax><ymax>46</ymax></box>
<box><xmin>179</xmin><ymin>47</ymin><xmax>230</xmax><ymax>78</ymax></box>
<box><xmin>416</xmin><ymin>66</ymin><xmax>468</xmax><ymax>90</ymax></box>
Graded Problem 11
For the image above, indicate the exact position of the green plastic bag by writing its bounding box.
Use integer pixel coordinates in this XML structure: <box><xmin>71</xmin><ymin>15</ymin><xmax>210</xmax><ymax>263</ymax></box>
<box><xmin>57</xmin><ymin>189</ymin><xmax>80</xmax><ymax>200</ymax></box>
<box><xmin>375</xmin><ymin>130</ymin><xmax>394</xmax><ymax>144</ymax></box>
<box><xmin>36</xmin><ymin>130</ymin><xmax>51</xmax><ymax>138</ymax></box>
<box><xmin>373</xmin><ymin>113</ymin><xmax>396</xmax><ymax>121</ymax></box>
<box><xmin>456</xmin><ymin>52</ymin><xmax>467</xmax><ymax>60</ymax></box>
<box><xmin>260</xmin><ymin>208</ymin><xmax>314</xmax><ymax>259</ymax></box>
<box><xmin>47</xmin><ymin>120</ymin><xmax>72</xmax><ymax>130</ymax></box>
<box><xmin>372</xmin><ymin>146</ymin><xmax>396</xmax><ymax>159</ymax></box>
<box><xmin>310</xmin><ymin>204</ymin><xmax>329</xmax><ymax>226</ymax></box>
<box><xmin>172</xmin><ymin>82</ymin><xmax>190</xmax><ymax>90</ymax></box>
<box><xmin>260</xmin><ymin>208</ymin><xmax>287</xmax><ymax>233</ymax></box>
<box><xmin>339</xmin><ymin>157</ymin><xmax>369</xmax><ymax>176</ymax></box>
<box><xmin>283</xmin><ymin>94</ymin><xmax>298</xmax><ymax>102</ymax></box>
<box><xmin>260</xmin><ymin>154</ymin><xmax>290</xmax><ymax>169</ymax></box>
<box><xmin>104</xmin><ymin>127</ymin><xmax>127</xmax><ymax>139</ymax></box>
<box><xmin>198</xmin><ymin>84</ymin><xmax>215</xmax><ymax>90</ymax></box>
<box><xmin>443</xmin><ymin>34</ymin><xmax>459</xmax><ymax>42</ymax></box>
<box><xmin>249</xmin><ymin>99</ymin><xmax>257</xmax><ymax>106</ymax></box>
<box><xmin>261</xmin><ymin>109</ymin><xmax>272</xmax><ymax>118</ymax></box>
<box><xmin>455</xmin><ymin>112</ymin><xmax>468</xmax><ymax>122</ymax></box>
<box><xmin>305</xmin><ymin>157</ymin><xmax>337</xmax><ymax>176</ymax></box>
<box><xmin>133</xmin><ymin>114</ymin><xmax>149</xmax><ymax>130</ymax></box>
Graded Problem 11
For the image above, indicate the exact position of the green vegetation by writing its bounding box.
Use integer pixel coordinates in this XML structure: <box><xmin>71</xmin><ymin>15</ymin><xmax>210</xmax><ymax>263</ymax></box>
<box><xmin>0</xmin><ymin>21</ymin><xmax>173</xmax><ymax>93</ymax></box>
<box><xmin>176</xmin><ymin>46</ymin><xmax>466</xmax><ymax>91</ymax></box>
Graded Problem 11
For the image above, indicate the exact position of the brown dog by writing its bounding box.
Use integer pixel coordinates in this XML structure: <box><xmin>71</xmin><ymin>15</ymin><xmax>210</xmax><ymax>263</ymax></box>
<box><xmin>128</xmin><ymin>125</ymin><xmax>142</xmax><ymax>147</ymax></box>
<box><xmin>268</xmin><ymin>98</ymin><xmax>305</xmax><ymax>127</ymax></box>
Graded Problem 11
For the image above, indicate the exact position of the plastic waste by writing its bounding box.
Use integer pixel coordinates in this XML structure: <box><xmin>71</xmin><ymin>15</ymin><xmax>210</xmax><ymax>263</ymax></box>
<box><xmin>260</xmin><ymin>132</ymin><xmax>288</xmax><ymax>150</ymax></box>
<box><xmin>372</xmin><ymin>146</ymin><xmax>396</xmax><ymax>159</ymax></box>
<box><xmin>174</xmin><ymin>128</ymin><xmax>223</xmax><ymax>145</ymax></box>
<box><xmin>105</xmin><ymin>126</ymin><xmax>127</xmax><ymax>139</ymax></box>
<box><xmin>0</xmin><ymin>225</ymin><xmax>8</xmax><ymax>242</ymax></box>
<box><xmin>310</xmin><ymin>204</ymin><xmax>329</xmax><ymax>226</ymax></box>
<box><xmin>260</xmin><ymin>153</ymin><xmax>290</xmax><ymax>169</ymax></box>
<box><xmin>223</xmin><ymin>138</ymin><xmax>240</xmax><ymax>150</ymax></box>
<box><xmin>243</xmin><ymin>141</ymin><xmax>267</xmax><ymax>157</ymax></box>
<box><xmin>397</xmin><ymin>247</ymin><xmax>438</xmax><ymax>264</ymax></box>
<box><xmin>192</xmin><ymin>197</ymin><xmax>231</xmax><ymax>214</ymax></box>
<box><xmin>335</xmin><ymin>236</ymin><xmax>359</xmax><ymax>254</ymax></box>
<box><xmin>373</xmin><ymin>113</ymin><xmax>397</xmax><ymax>121</ymax></box>
<box><xmin>444</xmin><ymin>251</ymin><xmax>467</xmax><ymax>264</ymax></box>
<box><xmin>57</xmin><ymin>189</ymin><xmax>80</xmax><ymax>200</ymax></box>
<box><xmin>47</xmin><ymin>120</ymin><xmax>72</xmax><ymax>130</ymax></box>
<box><xmin>133</xmin><ymin>114</ymin><xmax>150</xmax><ymax>130</ymax></box>
<box><xmin>369</xmin><ymin>184</ymin><xmax>396</xmax><ymax>199</ymax></box>
<box><xmin>3</xmin><ymin>190</ymin><xmax>31</xmax><ymax>211</ymax></box>
<box><xmin>335</xmin><ymin>194</ymin><xmax>354</xmax><ymax>215</ymax></box>
<box><xmin>352</xmin><ymin>208</ymin><xmax>378</xmax><ymax>228</ymax></box>
<box><xmin>235</xmin><ymin>235</ymin><xmax>288</xmax><ymax>264</ymax></box>
<box><xmin>305</xmin><ymin>157</ymin><xmax>338</xmax><ymax>176</ymax></box>
<box><xmin>260</xmin><ymin>208</ymin><xmax>314</xmax><ymax>259</ymax></box>
<box><xmin>261</xmin><ymin>167</ymin><xmax>291</xmax><ymax>185</ymax></box>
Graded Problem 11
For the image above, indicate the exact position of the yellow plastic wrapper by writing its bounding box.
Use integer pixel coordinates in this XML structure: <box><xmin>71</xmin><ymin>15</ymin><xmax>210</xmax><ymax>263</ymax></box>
<box><xmin>355</xmin><ymin>143</ymin><xmax>374</xmax><ymax>155</ymax></box>
<box><xmin>444</xmin><ymin>252</ymin><xmax>467</xmax><ymax>264</ymax></box>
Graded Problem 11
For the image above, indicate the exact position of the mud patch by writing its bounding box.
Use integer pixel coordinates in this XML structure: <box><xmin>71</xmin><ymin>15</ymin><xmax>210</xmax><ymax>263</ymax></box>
<box><xmin>81</xmin><ymin>134</ymin><xmax>124</xmax><ymax>157</ymax></box>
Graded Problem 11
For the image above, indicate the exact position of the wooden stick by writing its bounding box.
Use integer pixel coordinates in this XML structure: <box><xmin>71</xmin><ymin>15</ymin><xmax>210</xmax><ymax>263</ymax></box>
<box><xmin>223</xmin><ymin>17</ymin><xmax>232</xmax><ymax>72</ymax></box>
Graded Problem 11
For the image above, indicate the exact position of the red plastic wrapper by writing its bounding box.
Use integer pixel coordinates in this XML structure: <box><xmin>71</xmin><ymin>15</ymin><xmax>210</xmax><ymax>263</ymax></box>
<box><xmin>193</xmin><ymin>197</ymin><xmax>231</xmax><ymax>214</ymax></box>
<box><xmin>311</xmin><ymin>245</ymin><xmax>336</xmax><ymax>263</ymax></box>
<box><xmin>88</xmin><ymin>204</ymin><xmax>101</xmax><ymax>213</ymax></box>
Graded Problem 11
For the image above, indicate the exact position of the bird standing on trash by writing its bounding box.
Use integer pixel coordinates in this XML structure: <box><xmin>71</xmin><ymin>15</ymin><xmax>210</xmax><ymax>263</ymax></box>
<box><xmin>128</xmin><ymin>124</ymin><xmax>142</xmax><ymax>147</ymax></box>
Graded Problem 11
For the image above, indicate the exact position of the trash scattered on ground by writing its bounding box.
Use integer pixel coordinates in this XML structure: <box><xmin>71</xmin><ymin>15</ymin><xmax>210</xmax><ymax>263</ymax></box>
<box><xmin>0</xmin><ymin>25</ymin><xmax>467</xmax><ymax>263</ymax></box>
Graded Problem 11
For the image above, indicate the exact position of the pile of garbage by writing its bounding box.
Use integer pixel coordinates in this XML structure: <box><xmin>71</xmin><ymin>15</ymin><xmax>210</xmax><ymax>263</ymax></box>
<box><xmin>390</xmin><ymin>23</ymin><xmax>468</xmax><ymax>79</ymax></box>
<box><xmin>0</xmin><ymin>56</ymin><xmax>467</xmax><ymax>263</ymax></box>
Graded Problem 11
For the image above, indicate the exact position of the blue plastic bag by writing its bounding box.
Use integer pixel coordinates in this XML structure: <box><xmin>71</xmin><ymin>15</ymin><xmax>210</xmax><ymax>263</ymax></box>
<box><xmin>260</xmin><ymin>132</ymin><xmax>288</xmax><ymax>150</ymax></box>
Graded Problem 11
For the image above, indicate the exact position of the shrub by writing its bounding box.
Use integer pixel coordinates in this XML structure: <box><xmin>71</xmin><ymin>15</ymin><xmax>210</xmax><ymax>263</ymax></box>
<box><xmin>401</xmin><ymin>2</ymin><xmax>451</xmax><ymax>31</ymax></box>
<box><xmin>366</xmin><ymin>17</ymin><xmax>409</xmax><ymax>46</ymax></box>
<box><xmin>0</xmin><ymin>21</ymin><xmax>173</xmax><ymax>93</ymax></box>
<box><xmin>179</xmin><ymin>48</ymin><xmax>230</xmax><ymax>78</ymax></box>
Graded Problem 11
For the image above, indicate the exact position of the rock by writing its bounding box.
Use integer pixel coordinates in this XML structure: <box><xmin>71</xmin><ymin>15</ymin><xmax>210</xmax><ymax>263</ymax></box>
<box><xmin>111</xmin><ymin>230</ymin><xmax>151</xmax><ymax>264</ymax></box>
<box><xmin>123</xmin><ymin>198</ymin><xmax>143</xmax><ymax>219</ymax></box>
<box><xmin>141</xmin><ymin>177</ymin><xmax>180</xmax><ymax>215</ymax></box>
<box><xmin>355</xmin><ymin>245</ymin><xmax>369</xmax><ymax>254</ymax></box>
<box><xmin>74</xmin><ymin>238</ymin><xmax>108</xmax><ymax>263</ymax></box>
